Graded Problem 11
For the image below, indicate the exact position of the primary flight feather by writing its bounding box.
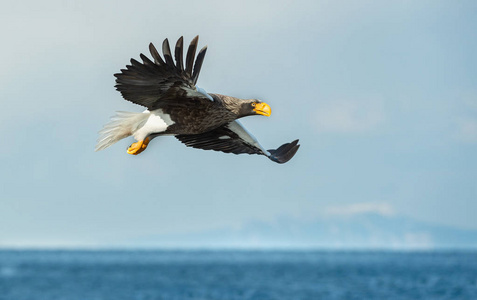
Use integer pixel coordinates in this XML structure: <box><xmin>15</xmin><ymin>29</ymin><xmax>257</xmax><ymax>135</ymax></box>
<box><xmin>96</xmin><ymin>36</ymin><xmax>300</xmax><ymax>164</ymax></box>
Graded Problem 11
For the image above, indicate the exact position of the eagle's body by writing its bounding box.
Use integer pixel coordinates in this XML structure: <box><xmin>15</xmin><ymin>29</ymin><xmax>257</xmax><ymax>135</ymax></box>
<box><xmin>160</xmin><ymin>94</ymin><xmax>240</xmax><ymax>135</ymax></box>
<box><xmin>96</xmin><ymin>36</ymin><xmax>299</xmax><ymax>163</ymax></box>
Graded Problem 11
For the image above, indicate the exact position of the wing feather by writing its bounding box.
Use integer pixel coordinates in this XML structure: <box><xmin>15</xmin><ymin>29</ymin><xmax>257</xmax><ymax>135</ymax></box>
<box><xmin>175</xmin><ymin>36</ymin><xmax>184</xmax><ymax>72</ymax></box>
<box><xmin>176</xmin><ymin>122</ymin><xmax>264</xmax><ymax>155</ymax></box>
<box><xmin>149</xmin><ymin>43</ymin><xmax>165</xmax><ymax>65</ymax></box>
<box><xmin>115</xmin><ymin>36</ymin><xmax>210</xmax><ymax>109</ymax></box>
<box><xmin>175</xmin><ymin>121</ymin><xmax>300</xmax><ymax>163</ymax></box>
<box><xmin>185</xmin><ymin>35</ymin><xmax>198</xmax><ymax>77</ymax></box>
<box><xmin>192</xmin><ymin>46</ymin><xmax>207</xmax><ymax>85</ymax></box>
<box><xmin>162</xmin><ymin>38</ymin><xmax>175</xmax><ymax>67</ymax></box>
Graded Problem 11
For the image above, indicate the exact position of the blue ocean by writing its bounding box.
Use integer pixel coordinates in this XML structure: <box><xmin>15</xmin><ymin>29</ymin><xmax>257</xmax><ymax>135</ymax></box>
<box><xmin>0</xmin><ymin>250</ymin><xmax>476</xmax><ymax>300</ymax></box>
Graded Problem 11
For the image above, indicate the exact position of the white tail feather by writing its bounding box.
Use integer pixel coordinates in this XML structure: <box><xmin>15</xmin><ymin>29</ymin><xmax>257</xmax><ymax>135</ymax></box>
<box><xmin>95</xmin><ymin>111</ymin><xmax>149</xmax><ymax>151</ymax></box>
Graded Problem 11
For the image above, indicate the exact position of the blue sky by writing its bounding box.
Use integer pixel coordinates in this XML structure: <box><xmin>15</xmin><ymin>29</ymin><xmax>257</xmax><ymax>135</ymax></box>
<box><xmin>0</xmin><ymin>0</ymin><xmax>476</xmax><ymax>247</ymax></box>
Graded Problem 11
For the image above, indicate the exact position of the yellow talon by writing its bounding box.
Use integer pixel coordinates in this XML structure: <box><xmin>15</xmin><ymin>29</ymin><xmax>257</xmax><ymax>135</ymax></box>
<box><xmin>127</xmin><ymin>137</ymin><xmax>150</xmax><ymax>155</ymax></box>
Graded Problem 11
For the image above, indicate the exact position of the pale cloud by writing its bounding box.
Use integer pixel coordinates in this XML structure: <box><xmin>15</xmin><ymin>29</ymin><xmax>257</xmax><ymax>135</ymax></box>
<box><xmin>313</xmin><ymin>98</ymin><xmax>385</xmax><ymax>133</ymax></box>
<box><xmin>366</xmin><ymin>231</ymin><xmax>434</xmax><ymax>250</ymax></box>
<box><xmin>324</xmin><ymin>202</ymin><xmax>395</xmax><ymax>217</ymax></box>
<box><xmin>402</xmin><ymin>232</ymin><xmax>434</xmax><ymax>249</ymax></box>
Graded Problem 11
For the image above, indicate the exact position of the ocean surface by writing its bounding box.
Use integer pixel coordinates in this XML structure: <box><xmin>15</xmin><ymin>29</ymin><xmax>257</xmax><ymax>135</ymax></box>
<box><xmin>0</xmin><ymin>250</ymin><xmax>476</xmax><ymax>300</ymax></box>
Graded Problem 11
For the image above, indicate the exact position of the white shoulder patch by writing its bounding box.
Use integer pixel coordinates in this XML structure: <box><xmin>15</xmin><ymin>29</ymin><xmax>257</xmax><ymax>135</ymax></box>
<box><xmin>227</xmin><ymin>120</ymin><xmax>269</xmax><ymax>156</ymax></box>
<box><xmin>196</xmin><ymin>86</ymin><xmax>214</xmax><ymax>101</ymax></box>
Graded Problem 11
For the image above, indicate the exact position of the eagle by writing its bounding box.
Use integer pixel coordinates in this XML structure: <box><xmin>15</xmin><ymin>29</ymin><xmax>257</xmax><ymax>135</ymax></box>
<box><xmin>95</xmin><ymin>36</ymin><xmax>300</xmax><ymax>164</ymax></box>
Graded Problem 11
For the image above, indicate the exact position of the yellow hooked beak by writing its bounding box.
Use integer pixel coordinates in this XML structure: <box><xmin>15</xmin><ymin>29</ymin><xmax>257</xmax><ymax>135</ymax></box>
<box><xmin>253</xmin><ymin>102</ymin><xmax>271</xmax><ymax>117</ymax></box>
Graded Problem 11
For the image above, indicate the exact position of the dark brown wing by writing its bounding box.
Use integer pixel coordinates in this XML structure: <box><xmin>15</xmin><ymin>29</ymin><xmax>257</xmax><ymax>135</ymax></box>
<box><xmin>114</xmin><ymin>36</ymin><xmax>210</xmax><ymax>110</ymax></box>
<box><xmin>175</xmin><ymin>121</ymin><xmax>300</xmax><ymax>164</ymax></box>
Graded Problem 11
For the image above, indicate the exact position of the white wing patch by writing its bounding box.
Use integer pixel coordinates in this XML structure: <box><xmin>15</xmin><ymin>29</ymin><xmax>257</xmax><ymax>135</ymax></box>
<box><xmin>196</xmin><ymin>86</ymin><xmax>214</xmax><ymax>101</ymax></box>
<box><xmin>227</xmin><ymin>121</ymin><xmax>270</xmax><ymax>156</ymax></box>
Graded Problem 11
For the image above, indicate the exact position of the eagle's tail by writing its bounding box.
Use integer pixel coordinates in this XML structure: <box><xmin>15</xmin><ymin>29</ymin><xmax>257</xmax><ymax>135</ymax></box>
<box><xmin>95</xmin><ymin>111</ymin><xmax>149</xmax><ymax>151</ymax></box>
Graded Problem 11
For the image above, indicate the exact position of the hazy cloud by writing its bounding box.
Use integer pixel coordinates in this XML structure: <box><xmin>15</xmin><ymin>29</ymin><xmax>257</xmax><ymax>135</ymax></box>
<box><xmin>402</xmin><ymin>232</ymin><xmax>434</xmax><ymax>249</ymax></box>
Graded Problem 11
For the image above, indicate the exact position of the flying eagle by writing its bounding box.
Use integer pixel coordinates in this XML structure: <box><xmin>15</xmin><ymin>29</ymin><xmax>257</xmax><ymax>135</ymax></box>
<box><xmin>95</xmin><ymin>36</ymin><xmax>300</xmax><ymax>163</ymax></box>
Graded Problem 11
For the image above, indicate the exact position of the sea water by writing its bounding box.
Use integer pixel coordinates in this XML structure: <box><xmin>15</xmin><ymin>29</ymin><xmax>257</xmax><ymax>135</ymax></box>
<box><xmin>0</xmin><ymin>250</ymin><xmax>476</xmax><ymax>300</ymax></box>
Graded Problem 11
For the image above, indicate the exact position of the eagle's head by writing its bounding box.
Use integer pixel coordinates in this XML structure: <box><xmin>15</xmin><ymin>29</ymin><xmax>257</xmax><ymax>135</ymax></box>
<box><xmin>240</xmin><ymin>99</ymin><xmax>272</xmax><ymax>117</ymax></box>
<box><xmin>230</xmin><ymin>99</ymin><xmax>271</xmax><ymax>118</ymax></box>
<box><xmin>214</xmin><ymin>94</ymin><xmax>272</xmax><ymax>118</ymax></box>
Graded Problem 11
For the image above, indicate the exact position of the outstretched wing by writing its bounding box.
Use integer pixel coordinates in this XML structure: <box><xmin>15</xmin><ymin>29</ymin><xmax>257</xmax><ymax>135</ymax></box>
<box><xmin>114</xmin><ymin>36</ymin><xmax>211</xmax><ymax>110</ymax></box>
<box><xmin>175</xmin><ymin>121</ymin><xmax>300</xmax><ymax>164</ymax></box>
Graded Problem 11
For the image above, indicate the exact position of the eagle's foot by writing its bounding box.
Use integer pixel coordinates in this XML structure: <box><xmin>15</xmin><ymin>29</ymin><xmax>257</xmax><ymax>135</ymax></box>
<box><xmin>127</xmin><ymin>137</ymin><xmax>150</xmax><ymax>155</ymax></box>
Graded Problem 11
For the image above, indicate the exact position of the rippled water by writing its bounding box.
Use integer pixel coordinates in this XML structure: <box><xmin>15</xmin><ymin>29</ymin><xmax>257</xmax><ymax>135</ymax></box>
<box><xmin>0</xmin><ymin>250</ymin><xmax>476</xmax><ymax>300</ymax></box>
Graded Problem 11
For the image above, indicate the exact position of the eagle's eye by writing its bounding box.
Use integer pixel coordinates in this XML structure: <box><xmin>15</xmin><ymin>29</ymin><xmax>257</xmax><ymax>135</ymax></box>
<box><xmin>251</xmin><ymin>103</ymin><xmax>256</xmax><ymax>107</ymax></box>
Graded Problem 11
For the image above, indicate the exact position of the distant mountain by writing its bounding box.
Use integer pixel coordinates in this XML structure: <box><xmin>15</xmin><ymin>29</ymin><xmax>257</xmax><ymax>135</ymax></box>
<box><xmin>122</xmin><ymin>213</ymin><xmax>477</xmax><ymax>250</ymax></box>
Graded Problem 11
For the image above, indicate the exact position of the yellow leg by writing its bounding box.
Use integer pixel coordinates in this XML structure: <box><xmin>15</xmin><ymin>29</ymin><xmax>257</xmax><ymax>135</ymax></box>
<box><xmin>127</xmin><ymin>137</ymin><xmax>150</xmax><ymax>155</ymax></box>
